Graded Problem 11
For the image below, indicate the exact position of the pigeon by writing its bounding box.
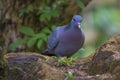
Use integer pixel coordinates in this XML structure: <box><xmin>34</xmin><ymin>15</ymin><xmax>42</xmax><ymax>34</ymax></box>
<box><xmin>42</xmin><ymin>15</ymin><xmax>85</xmax><ymax>57</ymax></box>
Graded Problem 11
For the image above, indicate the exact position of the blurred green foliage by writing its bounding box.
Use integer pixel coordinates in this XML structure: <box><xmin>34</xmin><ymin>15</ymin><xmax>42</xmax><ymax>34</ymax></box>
<box><xmin>8</xmin><ymin>0</ymin><xmax>85</xmax><ymax>53</ymax></box>
<box><xmin>73</xmin><ymin>6</ymin><xmax>120</xmax><ymax>58</ymax></box>
<box><xmin>77</xmin><ymin>0</ymin><xmax>85</xmax><ymax>9</ymax></box>
<box><xmin>9</xmin><ymin>26</ymin><xmax>56</xmax><ymax>51</ymax></box>
<box><xmin>9</xmin><ymin>1</ymin><xmax>67</xmax><ymax>51</ymax></box>
<box><xmin>64</xmin><ymin>71</ymin><xmax>73</xmax><ymax>80</ymax></box>
<box><xmin>37</xmin><ymin>6</ymin><xmax>59</xmax><ymax>21</ymax></box>
<box><xmin>92</xmin><ymin>7</ymin><xmax>120</xmax><ymax>36</ymax></box>
<box><xmin>18</xmin><ymin>7</ymin><xmax>33</xmax><ymax>17</ymax></box>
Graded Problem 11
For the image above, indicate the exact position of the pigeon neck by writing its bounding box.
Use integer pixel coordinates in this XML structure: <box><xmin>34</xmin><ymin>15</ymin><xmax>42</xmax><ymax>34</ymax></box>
<box><xmin>64</xmin><ymin>24</ymin><xmax>79</xmax><ymax>31</ymax></box>
<box><xmin>69</xmin><ymin>23</ymin><xmax>78</xmax><ymax>29</ymax></box>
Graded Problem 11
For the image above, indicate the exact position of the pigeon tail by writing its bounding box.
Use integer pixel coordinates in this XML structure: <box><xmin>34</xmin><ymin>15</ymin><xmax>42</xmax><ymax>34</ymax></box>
<box><xmin>42</xmin><ymin>49</ymin><xmax>55</xmax><ymax>56</ymax></box>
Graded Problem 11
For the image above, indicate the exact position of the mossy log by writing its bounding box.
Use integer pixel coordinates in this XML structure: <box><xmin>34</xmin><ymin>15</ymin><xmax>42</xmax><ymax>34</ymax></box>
<box><xmin>0</xmin><ymin>47</ymin><xmax>8</xmax><ymax>80</ymax></box>
<box><xmin>2</xmin><ymin>34</ymin><xmax>120</xmax><ymax>80</ymax></box>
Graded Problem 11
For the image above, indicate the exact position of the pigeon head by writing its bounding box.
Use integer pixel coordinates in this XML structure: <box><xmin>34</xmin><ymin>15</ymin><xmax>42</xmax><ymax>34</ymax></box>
<box><xmin>70</xmin><ymin>15</ymin><xmax>82</xmax><ymax>29</ymax></box>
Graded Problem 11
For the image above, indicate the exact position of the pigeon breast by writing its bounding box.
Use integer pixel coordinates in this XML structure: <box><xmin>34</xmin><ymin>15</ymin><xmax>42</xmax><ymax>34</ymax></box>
<box><xmin>54</xmin><ymin>27</ymin><xmax>85</xmax><ymax>57</ymax></box>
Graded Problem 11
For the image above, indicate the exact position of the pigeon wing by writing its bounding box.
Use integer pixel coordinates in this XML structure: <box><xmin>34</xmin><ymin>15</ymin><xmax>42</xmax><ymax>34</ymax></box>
<box><xmin>47</xmin><ymin>27</ymin><xmax>60</xmax><ymax>51</ymax></box>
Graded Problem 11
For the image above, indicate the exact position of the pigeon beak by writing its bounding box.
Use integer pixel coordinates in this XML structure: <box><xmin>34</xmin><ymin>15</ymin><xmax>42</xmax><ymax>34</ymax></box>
<box><xmin>77</xmin><ymin>22</ymin><xmax>81</xmax><ymax>29</ymax></box>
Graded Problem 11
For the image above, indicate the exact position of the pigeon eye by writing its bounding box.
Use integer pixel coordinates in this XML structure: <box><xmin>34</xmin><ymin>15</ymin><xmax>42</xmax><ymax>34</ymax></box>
<box><xmin>73</xmin><ymin>18</ymin><xmax>76</xmax><ymax>21</ymax></box>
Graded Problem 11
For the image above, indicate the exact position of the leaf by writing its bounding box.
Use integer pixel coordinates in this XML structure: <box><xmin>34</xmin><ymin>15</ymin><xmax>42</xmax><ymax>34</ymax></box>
<box><xmin>40</xmin><ymin>13</ymin><xmax>52</xmax><ymax>21</ymax></box>
<box><xmin>27</xmin><ymin>37</ymin><xmax>37</xmax><ymax>48</ymax></box>
<box><xmin>35</xmin><ymin>33</ymin><xmax>48</xmax><ymax>42</ymax></box>
<box><xmin>18</xmin><ymin>7</ymin><xmax>33</xmax><ymax>17</ymax></box>
<box><xmin>18</xmin><ymin>9</ymin><xmax>25</xmax><ymax>17</ymax></box>
<box><xmin>37</xmin><ymin>10</ymin><xmax>42</xmax><ymax>15</ymax></box>
<box><xmin>37</xmin><ymin>40</ymin><xmax>43</xmax><ymax>48</ymax></box>
<box><xmin>46</xmin><ymin>14</ymin><xmax>51</xmax><ymax>21</ymax></box>
<box><xmin>41</xmin><ymin>28</ymin><xmax>51</xmax><ymax>34</ymax></box>
<box><xmin>35</xmin><ymin>33</ymin><xmax>47</xmax><ymax>39</ymax></box>
<box><xmin>26</xmin><ymin>7</ymin><xmax>33</xmax><ymax>13</ymax></box>
<box><xmin>8</xmin><ymin>38</ymin><xmax>27</xmax><ymax>51</ymax></box>
<box><xmin>42</xmin><ymin>37</ymin><xmax>48</xmax><ymax>42</ymax></box>
<box><xmin>39</xmin><ymin>14</ymin><xmax>47</xmax><ymax>21</ymax></box>
<box><xmin>51</xmin><ymin>25</ymin><xmax>56</xmax><ymax>30</ymax></box>
<box><xmin>18</xmin><ymin>12</ymin><xmax>24</xmax><ymax>17</ymax></box>
<box><xmin>77</xmin><ymin>0</ymin><xmax>85</xmax><ymax>9</ymax></box>
<box><xmin>52</xmin><ymin>10</ymin><xmax>59</xmax><ymax>17</ymax></box>
<box><xmin>19</xmin><ymin>26</ymin><xmax>35</xmax><ymax>36</ymax></box>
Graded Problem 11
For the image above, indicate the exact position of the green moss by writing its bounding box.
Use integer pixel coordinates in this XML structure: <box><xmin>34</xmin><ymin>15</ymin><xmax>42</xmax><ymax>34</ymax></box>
<box><xmin>8</xmin><ymin>66</ymin><xmax>31</xmax><ymax>80</ymax></box>
<box><xmin>108</xmin><ymin>60</ymin><xmax>119</xmax><ymax>72</ymax></box>
<box><xmin>115</xmin><ymin>73</ymin><xmax>120</xmax><ymax>80</ymax></box>
<box><xmin>57</xmin><ymin>57</ymin><xmax>77</xmax><ymax>66</ymax></box>
<box><xmin>0</xmin><ymin>48</ymin><xmax>8</xmax><ymax>80</ymax></box>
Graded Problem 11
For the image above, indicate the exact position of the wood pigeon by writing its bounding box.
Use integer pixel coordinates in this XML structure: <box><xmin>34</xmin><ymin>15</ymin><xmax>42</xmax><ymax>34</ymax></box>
<box><xmin>42</xmin><ymin>15</ymin><xmax>85</xmax><ymax>57</ymax></box>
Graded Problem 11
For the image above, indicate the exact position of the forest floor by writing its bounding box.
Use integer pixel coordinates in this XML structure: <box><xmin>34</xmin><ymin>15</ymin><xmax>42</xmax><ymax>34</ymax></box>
<box><xmin>4</xmin><ymin>34</ymin><xmax>120</xmax><ymax>80</ymax></box>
